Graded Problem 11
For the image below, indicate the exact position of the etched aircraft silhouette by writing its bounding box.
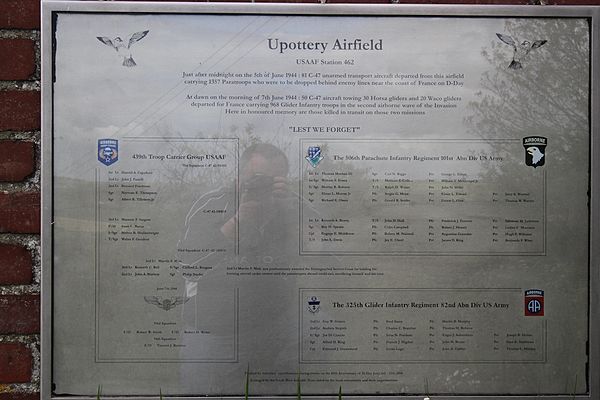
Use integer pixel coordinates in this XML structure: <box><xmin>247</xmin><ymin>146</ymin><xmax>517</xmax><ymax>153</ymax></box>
<box><xmin>97</xmin><ymin>30</ymin><xmax>149</xmax><ymax>67</ymax></box>
<box><xmin>496</xmin><ymin>33</ymin><xmax>547</xmax><ymax>69</ymax></box>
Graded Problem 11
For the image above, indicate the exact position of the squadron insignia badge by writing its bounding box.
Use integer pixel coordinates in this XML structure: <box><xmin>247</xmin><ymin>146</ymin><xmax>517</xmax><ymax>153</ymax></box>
<box><xmin>306</xmin><ymin>146</ymin><xmax>323</xmax><ymax>168</ymax></box>
<box><xmin>98</xmin><ymin>139</ymin><xmax>119</xmax><ymax>166</ymax></box>
<box><xmin>523</xmin><ymin>136</ymin><xmax>547</xmax><ymax>168</ymax></box>
<box><xmin>307</xmin><ymin>296</ymin><xmax>321</xmax><ymax>314</ymax></box>
<box><xmin>524</xmin><ymin>289</ymin><xmax>544</xmax><ymax>316</ymax></box>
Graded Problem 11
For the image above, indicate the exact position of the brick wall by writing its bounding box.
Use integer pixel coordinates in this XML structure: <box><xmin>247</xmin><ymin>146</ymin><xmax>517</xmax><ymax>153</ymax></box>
<box><xmin>0</xmin><ymin>0</ymin><xmax>598</xmax><ymax>398</ymax></box>
<box><xmin>0</xmin><ymin>0</ymin><xmax>40</xmax><ymax>397</ymax></box>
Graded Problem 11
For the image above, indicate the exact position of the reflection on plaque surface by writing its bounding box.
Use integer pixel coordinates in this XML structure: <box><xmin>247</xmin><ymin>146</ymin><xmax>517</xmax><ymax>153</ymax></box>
<box><xmin>300</xmin><ymin>289</ymin><xmax>546</xmax><ymax>363</ymax></box>
<box><xmin>299</xmin><ymin>139</ymin><xmax>546</xmax><ymax>255</ymax></box>
<box><xmin>47</xmin><ymin>6</ymin><xmax>594</xmax><ymax>397</ymax></box>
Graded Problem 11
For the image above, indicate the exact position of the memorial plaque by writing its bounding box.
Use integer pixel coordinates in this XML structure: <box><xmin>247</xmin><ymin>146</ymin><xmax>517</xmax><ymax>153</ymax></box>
<box><xmin>42</xmin><ymin>2</ymin><xmax>600</xmax><ymax>399</ymax></box>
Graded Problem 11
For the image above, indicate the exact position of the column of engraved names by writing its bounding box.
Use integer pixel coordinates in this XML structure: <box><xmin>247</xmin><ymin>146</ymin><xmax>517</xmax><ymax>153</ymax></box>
<box><xmin>304</xmin><ymin>167</ymin><xmax>356</xmax><ymax>248</ymax></box>
<box><xmin>98</xmin><ymin>165</ymin><xmax>183</xmax><ymax>357</ymax></box>
<box><xmin>101</xmin><ymin>168</ymin><xmax>168</xmax><ymax>280</ymax></box>
<box><xmin>369</xmin><ymin>169</ymin><xmax>417</xmax><ymax>248</ymax></box>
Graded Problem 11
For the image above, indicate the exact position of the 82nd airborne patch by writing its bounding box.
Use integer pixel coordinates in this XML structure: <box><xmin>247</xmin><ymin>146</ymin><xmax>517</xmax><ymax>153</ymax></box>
<box><xmin>524</xmin><ymin>289</ymin><xmax>544</xmax><ymax>316</ymax></box>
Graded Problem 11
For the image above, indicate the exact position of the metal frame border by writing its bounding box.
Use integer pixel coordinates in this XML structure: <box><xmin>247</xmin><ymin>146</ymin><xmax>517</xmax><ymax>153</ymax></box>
<box><xmin>40</xmin><ymin>2</ymin><xmax>600</xmax><ymax>399</ymax></box>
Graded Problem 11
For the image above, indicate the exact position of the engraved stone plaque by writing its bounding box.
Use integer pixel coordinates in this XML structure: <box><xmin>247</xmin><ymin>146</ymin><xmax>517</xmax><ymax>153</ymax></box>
<box><xmin>42</xmin><ymin>3</ymin><xmax>600</xmax><ymax>399</ymax></box>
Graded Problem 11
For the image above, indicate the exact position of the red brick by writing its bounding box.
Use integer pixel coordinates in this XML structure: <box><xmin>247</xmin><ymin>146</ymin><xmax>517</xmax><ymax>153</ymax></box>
<box><xmin>0</xmin><ymin>244</ymin><xmax>33</xmax><ymax>285</ymax></box>
<box><xmin>0</xmin><ymin>192</ymin><xmax>40</xmax><ymax>234</ymax></box>
<box><xmin>0</xmin><ymin>0</ymin><xmax>40</xmax><ymax>29</ymax></box>
<box><xmin>253</xmin><ymin>0</ymin><xmax>321</xmax><ymax>2</ymax></box>
<box><xmin>0</xmin><ymin>343</ymin><xmax>32</xmax><ymax>383</ymax></box>
<box><xmin>0</xmin><ymin>39</ymin><xmax>36</xmax><ymax>81</ymax></box>
<box><xmin>0</xmin><ymin>141</ymin><xmax>35</xmax><ymax>182</ymax></box>
<box><xmin>0</xmin><ymin>394</ymin><xmax>39</xmax><ymax>400</ymax></box>
<box><xmin>324</xmin><ymin>0</ymin><xmax>392</xmax><ymax>3</ymax></box>
<box><xmin>127</xmin><ymin>0</ymin><xmax>600</xmax><ymax>1</ymax></box>
<box><xmin>0</xmin><ymin>295</ymin><xmax>39</xmax><ymax>334</ymax></box>
<box><xmin>0</xmin><ymin>91</ymin><xmax>40</xmax><ymax>132</ymax></box>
